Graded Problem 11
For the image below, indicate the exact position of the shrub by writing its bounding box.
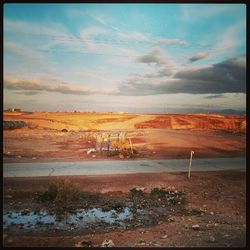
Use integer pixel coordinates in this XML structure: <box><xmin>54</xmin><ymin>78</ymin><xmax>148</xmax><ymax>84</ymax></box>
<box><xmin>39</xmin><ymin>178</ymin><xmax>81</xmax><ymax>204</ymax></box>
<box><xmin>111</xmin><ymin>139</ymin><xmax>136</xmax><ymax>157</ymax></box>
<box><xmin>130</xmin><ymin>188</ymin><xmax>144</xmax><ymax>196</ymax></box>
<box><xmin>150</xmin><ymin>188</ymin><xmax>169</xmax><ymax>198</ymax></box>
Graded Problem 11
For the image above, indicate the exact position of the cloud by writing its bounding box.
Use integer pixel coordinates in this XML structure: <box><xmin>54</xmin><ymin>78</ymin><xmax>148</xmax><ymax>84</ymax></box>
<box><xmin>207</xmin><ymin>20</ymin><xmax>246</xmax><ymax>59</ymax></box>
<box><xmin>157</xmin><ymin>38</ymin><xmax>188</xmax><ymax>46</ymax></box>
<box><xmin>117</xmin><ymin>54</ymin><xmax>246</xmax><ymax>95</ymax></box>
<box><xmin>137</xmin><ymin>52</ymin><xmax>167</xmax><ymax>66</ymax></box>
<box><xmin>204</xmin><ymin>94</ymin><xmax>224</xmax><ymax>99</ymax></box>
<box><xmin>4</xmin><ymin>42</ymin><xmax>43</xmax><ymax>61</ymax></box>
<box><xmin>4</xmin><ymin>78</ymin><xmax>93</xmax><ymax>95</ymax></box>
<box><xmin>136</xmin><ymin>48</ymin><xmax>179</xmax><ymax>76</ymax></box>
<box><xmin>189</xmin><ymin>52</ymin><xmax>209</xmax><ymax>62</ymax></box>
<box><xmin>16</xmin><ymin>91</ymin><xmax>41</xmax><ymax>96</ymax></box>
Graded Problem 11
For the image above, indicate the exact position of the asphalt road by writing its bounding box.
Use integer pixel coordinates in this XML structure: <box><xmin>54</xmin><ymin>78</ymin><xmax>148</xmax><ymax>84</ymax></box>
<box><xmin>3</xmin><ymin>157</ymin><xmax>246</xmax><ymax>177</ymax></box>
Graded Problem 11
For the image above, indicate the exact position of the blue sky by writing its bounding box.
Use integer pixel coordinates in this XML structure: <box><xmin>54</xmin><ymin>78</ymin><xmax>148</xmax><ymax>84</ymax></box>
<box><xmin>4</xmin><ymin>3</ymin><xmax>246</xmax><ymax>113</ymax></box>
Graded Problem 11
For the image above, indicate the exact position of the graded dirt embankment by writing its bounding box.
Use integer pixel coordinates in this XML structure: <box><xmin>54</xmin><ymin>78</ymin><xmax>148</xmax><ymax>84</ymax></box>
<box><xmin>3</xmin><ymin>112</ymin><xmax>246</xmax><ymax>132</ymax></box>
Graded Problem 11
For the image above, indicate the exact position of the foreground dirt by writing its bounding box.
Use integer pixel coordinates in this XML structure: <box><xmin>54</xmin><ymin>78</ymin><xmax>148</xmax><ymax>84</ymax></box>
<box><xmin>3</xmin><ymin>170</ymin><xmax>246</xmax><ymax>247</ymax></box>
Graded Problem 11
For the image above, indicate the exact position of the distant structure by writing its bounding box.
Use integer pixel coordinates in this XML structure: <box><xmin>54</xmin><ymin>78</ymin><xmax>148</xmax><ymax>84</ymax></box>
<box><xmin>7</xmin><ymin>108</ymin><xmax>21</xmax><ymax>112</ymax></box>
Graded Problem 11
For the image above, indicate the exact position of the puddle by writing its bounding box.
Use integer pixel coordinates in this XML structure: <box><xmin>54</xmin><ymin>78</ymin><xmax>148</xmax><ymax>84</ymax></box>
<box><xmin>3</xmin><ymin>207</ymin><xmax>132</xmax><ymax>233</ymax></box>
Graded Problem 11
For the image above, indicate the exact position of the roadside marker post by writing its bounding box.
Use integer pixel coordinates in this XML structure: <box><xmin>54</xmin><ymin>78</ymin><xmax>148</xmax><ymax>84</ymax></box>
<box><xmin>128</xmin><ymin>138</ymin><xmax>133</xmax><ymax>155</ymax></box>
<box><xmin>188</xmin><ymin>151</ymin><xmax>195</xmax><ymax>179</ymax></box>
<box><xmin>4</xmin><ymin>136</ymin><xmax>6</xmax><ymax>154</ymax></box>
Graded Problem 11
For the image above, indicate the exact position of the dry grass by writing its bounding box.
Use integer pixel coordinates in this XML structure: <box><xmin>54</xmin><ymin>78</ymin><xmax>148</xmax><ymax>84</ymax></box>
<box><xmin>38</xmin><ymin>178</ymin><xmax>81</xmax><ymax>204</ymax></box>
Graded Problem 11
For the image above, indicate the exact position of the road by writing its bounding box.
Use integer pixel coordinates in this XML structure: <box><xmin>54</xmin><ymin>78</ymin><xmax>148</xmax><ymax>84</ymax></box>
<box><xmin>3</xmin><ymin>157</ymin><xmax>246</xmax><ymax>177</ymax></box>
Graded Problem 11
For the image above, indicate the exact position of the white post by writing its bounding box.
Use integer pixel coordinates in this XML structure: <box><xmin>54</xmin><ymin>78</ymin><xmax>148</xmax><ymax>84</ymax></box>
<box><xmin>4</xmin><ymin>136</ymin><xmax>6</xmax><ymax>154</ymax></box>
<box><xmin>188</xmin><ymin>151</ymin><xmax>195</xmax><ymax>179</ymax></box>
<box><xmin>128</xmin><ymin>138</ymin><xmax>133</xmax><ymax>155</ymax></box>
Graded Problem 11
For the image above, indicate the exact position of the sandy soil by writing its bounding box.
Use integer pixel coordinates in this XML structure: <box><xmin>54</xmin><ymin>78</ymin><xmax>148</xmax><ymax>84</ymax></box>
<box><xmin>3</xmin><ymin>112</ymin><xmax>246</xmax><ymax>163</ymax></box>
<box><xmin>3</xmin><ymin>170</ymin><xmax>246</xmax><ymax>247</ymax></box>
<box><xmin>3</xmin><ymin>112</ymin><xmax>246</xmax><ymax>247</ymax></box>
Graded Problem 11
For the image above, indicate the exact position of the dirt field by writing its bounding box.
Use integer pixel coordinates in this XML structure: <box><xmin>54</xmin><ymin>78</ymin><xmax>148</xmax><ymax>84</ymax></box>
<box><xmin>3</xmin><ymin>111</ymin><xmax>246</xmax><ymax>247</ymax></box>
<box><xmin>3</xmin><ymin>112</ymin><xmax>246</xmax><ymax>162</ymax></box>
<box><xmin>3</xmin><ymin>171</ymin><xmax>246</xmax><ymax>247</ymax></box>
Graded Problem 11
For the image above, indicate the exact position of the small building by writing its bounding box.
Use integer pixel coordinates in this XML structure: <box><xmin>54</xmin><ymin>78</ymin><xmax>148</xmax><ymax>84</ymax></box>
<box><xmin>8</xmin><ymin>108</ymin><xmax>21</xmax><ymax>112</ymax></box>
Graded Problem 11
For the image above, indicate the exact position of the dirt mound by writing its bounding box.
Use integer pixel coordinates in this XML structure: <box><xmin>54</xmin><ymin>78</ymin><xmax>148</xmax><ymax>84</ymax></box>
<box><xmin>134</xmin><ymin>114</ymin><xmax>245</xmax><ymax>133</ymax></box>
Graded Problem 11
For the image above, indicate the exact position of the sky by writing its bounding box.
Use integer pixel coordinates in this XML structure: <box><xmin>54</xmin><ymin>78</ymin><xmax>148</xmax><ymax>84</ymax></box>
<box><xmin>3</xmin><ymin>3</ymin><xmax>246</xmax><ymax>113</ymax></box>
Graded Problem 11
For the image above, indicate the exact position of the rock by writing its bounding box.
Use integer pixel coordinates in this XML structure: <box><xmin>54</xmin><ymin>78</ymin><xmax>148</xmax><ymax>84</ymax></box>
<box><xmin>111</xmin><ymin>213</ymin><xmax>117</xmax><ymax>218</ymax></box>
<box><xmin>17</xmin><ymin>155</ymin><xmax>22</xmax><ymax>158</ymax></box>
<box><xmin>209</xmin><ymin>236</ymin><xmax>216</xmax><ymax>242</ymax></box>
<box><xmin>210</xmin><ymin>212</ymin><xmax>214</xmax><ymax>215</ymax></box>
<box><xmin>21</xmin><ymin>209</ymin><xmax>30</xmax><ymax>215</ymax></box>
<box><xmin>135</xmin><ymin>187</ymin><xmax>145</xmax><ymax>192</ymax></box>
<box><xmin>7</xmin><ymin>239</ymin><xmax>13</xmax><ymax>244</ymax></box>
<box><xmin>135</xmin><ymin>242</ymin><xmax>146</xmax><ymax>247</ymax></box>
<box><xmin>92</xmin><ymin>155</ymin><xmax>96</xmax><ymax>158</ymax></box>
<box><xmin>101</xmin><ymin>239</ymin><xmax>115</xmax><ymax>247</ymax></box>
<box><xmin>167</xmin><ymin>217</ymin><xmax>175</xmax><ymax>222</ymax></box>
<box><xmin>5</xmin><ymin>195</ymin><xmax>12</xmax><ymax>199</ymax></box>
<box><xmin>75</xmin><ymin>239</ymin><xmax>92</xmax><ymax>247</ymax></box>
<box><xmin>32</xmin><ymin>157</ymin><xmax>37</xmax><ymax>160</ymax></box>
<box><xmin>118</xmin><ymin>154</ymin><xmax>124</xmax><ymax>159</ymax></box>
<box><xmin>192</xmin><ymin>224</ymin><xmax>200</xmax><ymax>230</ymax></box>
<box><xmin>149</xmin><ymin>241</ymin><xmax>161</xmax><ymax>247</ymax></box>
<box><xmin>161</xmin><ymin>235</ymin><xmax>168</xmax><ymax>239</ymax></box>
<box><xmin>87</xmin><ymin>148</ymin><xmax>96</xmax><ymax>155</ymax></box>
<box><xmin>206</xmin><ymin>224</ymin><xmax>214</xmax><ymax>229</ymax></box>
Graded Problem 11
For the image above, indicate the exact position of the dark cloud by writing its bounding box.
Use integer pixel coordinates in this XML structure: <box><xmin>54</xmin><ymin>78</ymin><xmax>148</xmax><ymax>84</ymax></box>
<box><xmin>136</xmin><ymin>49</ymin><xmax>176</xmax><ymax>77</ymax></box>
<box><xmin>174</xmin><ymin>55</ymin><xmax>246</xmax><ymax>93</ymax></box>
<box><xmin>189</xmin><ymin>52</ymin><xmax>208</xmax><ymax>62</ymax></box>
<box><xmin>137</xmin><ymin>53</ymin><xmax>167</xmax><ymax>66</ymax></box>
<box><xmin>204</xmin><ymin>94</ymin><xmax>224</xmax><ymax>99</ymax></box>
<box><xmin>17</xmin><ymin>91</ymin><xmax>41</xmax><ymax>96</ymax></box>
<box><xmin>118</xmin><ymin>54</ymin><xmax>246</xmax><ymax>95</ymax></box>
<box><xmin>5</xmin><ymin>79</ymin><xmax>47</xmax><ymax>91</ymax></box>
<box><xmin>4</xmin><ymin>78</ymin><xmax>92</xmax><ymax>95</ymax></box>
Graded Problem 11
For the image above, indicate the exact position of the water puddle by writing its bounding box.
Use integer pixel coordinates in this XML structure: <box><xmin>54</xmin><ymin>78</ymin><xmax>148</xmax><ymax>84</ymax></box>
<box><xmin>3</xmin><ymin>207</ymin><xmax>132</xmax><ymax>233</ymax></box>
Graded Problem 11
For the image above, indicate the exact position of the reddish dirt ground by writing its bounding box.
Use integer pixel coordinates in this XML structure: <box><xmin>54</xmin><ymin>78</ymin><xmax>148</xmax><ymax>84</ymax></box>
<box><xmin>3</xmin><ymin>112</ymin><xmax>246</xmax><ymax>163</ymax></box>
<box><xmin>3</xmin><ymin>170</ymin><xmax>246</xmax><ymax>247</ymax></box>
<box><xmin>3</xmin><ymin>112</ymin><xmax>246</xmax><ymax>247</ymax></box>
